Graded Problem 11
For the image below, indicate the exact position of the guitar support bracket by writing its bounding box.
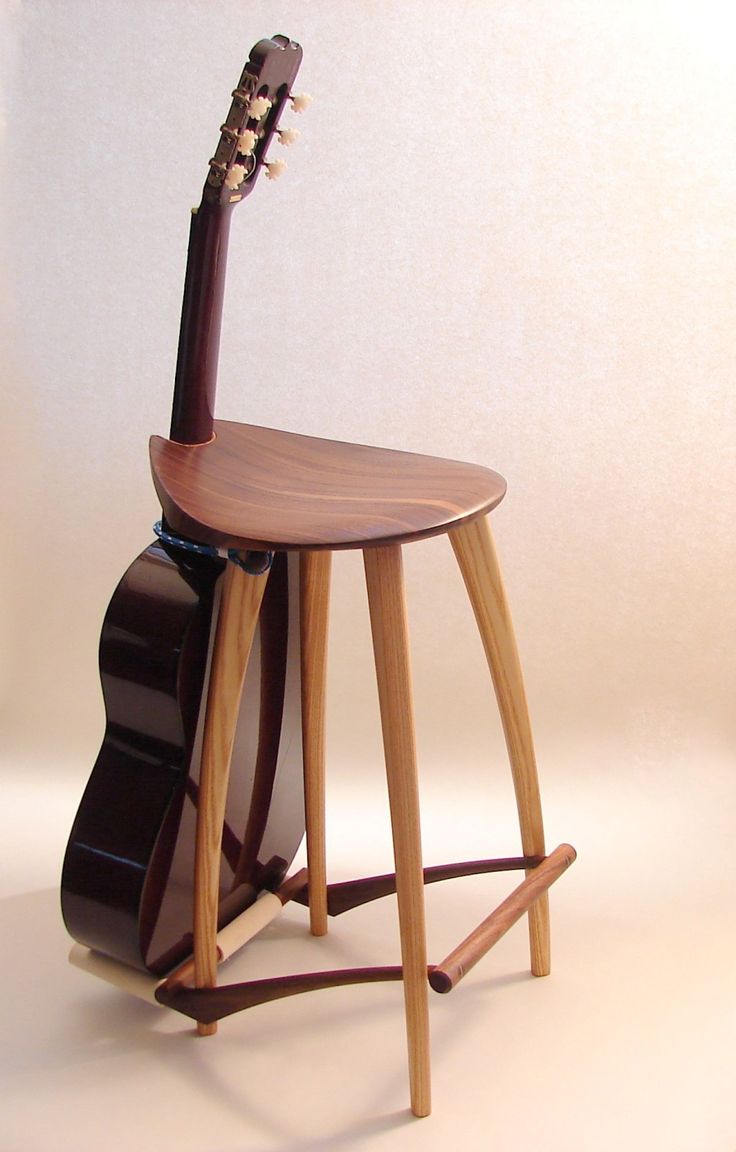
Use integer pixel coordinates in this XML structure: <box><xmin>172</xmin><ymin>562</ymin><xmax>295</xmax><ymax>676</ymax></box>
<box><xmin>157</xmin><ymin>846</ymin><xmax>574</xmax><ymax>1021</ymax></box>
<box><xmin>153</xmin><ymin>520</ymin><xmax>273</xmax><ymax>574</ymax></box>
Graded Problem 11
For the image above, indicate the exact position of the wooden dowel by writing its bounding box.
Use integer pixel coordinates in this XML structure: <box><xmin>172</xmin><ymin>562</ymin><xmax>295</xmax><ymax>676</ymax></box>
<box><xmin>68</xmin><ymin>944</ymin><xmax>167</xmax><ymax>1006</ymax></box>
<box><xmin>429</xmin><ymin>844</ymin><xmax>576</xmax><ymax>994</ymax></box>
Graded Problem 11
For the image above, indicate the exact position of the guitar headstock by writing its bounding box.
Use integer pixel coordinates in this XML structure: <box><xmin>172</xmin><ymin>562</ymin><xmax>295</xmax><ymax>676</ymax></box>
<box><xmin>203</xmin><ymin>35</ymin><xmax>309</xmax><ymax>206</ymax></box>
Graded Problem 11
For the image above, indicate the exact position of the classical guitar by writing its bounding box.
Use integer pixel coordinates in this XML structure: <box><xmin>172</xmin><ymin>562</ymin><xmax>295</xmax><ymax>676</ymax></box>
<box><xmin>61</xmin><ymin>36</ymin><xmax>308</xmax><ymax>976</ymax></box>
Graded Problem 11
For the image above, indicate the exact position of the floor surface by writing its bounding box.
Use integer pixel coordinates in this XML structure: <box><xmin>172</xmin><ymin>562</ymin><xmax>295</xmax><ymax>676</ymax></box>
<box><xmin>2</xmin><ymin>747</ymin><xmax>734</xmax><ymax>1152</ymax></box>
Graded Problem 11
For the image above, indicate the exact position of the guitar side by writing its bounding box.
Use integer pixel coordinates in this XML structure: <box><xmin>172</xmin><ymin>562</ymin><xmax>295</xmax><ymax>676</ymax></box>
<box><xmin>61</xmin><ymin>544</ymin><xmax>305</xmax><ymax>975</ymax></box>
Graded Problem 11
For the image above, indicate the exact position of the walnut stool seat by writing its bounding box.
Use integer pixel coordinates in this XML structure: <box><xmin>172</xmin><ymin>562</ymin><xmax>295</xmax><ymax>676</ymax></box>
<box><xmin>149</xmin><ymin>417</ymin><xmax>575</xmax><ymax>1119</ymax></box>
<box><xmin>150</xmin><ymin>419</ymin><xmax>507</xmax><ymax>551</ymax></box>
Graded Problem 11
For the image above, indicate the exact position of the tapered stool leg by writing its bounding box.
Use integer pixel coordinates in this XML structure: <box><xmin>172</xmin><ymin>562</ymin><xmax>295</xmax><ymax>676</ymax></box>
<box><xmin>194</xmin><ymin>561</ymin><xmax>269</xmax><ymax>1034</ymax></box>
<box><xmin>300</xmin><ymin>550</ymin><xmax>332</xmax><ymax>936</ymax></box>
<box><xmin>364</xmin><ymin>544</ymin><xmax>431</xmax><ymax>1118</ymax></box>
<box><xmin>449</xmin><ymin>516</ymin><xmax>550</xmax><ymax>977</ymax></box>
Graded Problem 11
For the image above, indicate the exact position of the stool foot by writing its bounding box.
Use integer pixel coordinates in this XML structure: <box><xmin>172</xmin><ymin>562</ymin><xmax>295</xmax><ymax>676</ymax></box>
<box><xmin>364</xmin><ymin>544</ymin><xmax>431</xmax><ymax>1118</ymax></box>
<box><xmin>300</xmin><ymin>550</ymin><xmax>332</xmax><ymax>937</ymax></box>
<box><xmin>449</xmin><ymin>516</ymin><xmax>550</xmax><ymax>977</ymax></box>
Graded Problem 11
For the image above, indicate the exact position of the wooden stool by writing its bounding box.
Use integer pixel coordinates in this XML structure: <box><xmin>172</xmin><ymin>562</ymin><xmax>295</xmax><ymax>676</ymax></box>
<box><xmin>149</xmin><ymin>419</ymin><xmax>576</xmax><ymax>1118</ymax></box>
<box><xmin>61</xmin><ymin>37</ymin><xmax>574</xmax><ymax>1118</ymax></box>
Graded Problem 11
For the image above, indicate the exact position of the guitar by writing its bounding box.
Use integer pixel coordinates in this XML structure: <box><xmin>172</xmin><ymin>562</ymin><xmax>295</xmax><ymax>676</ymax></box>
<box><xmin>61</xmin><ymin>36</ymin><xmax>308</xmax><ymax>976</ymax></box>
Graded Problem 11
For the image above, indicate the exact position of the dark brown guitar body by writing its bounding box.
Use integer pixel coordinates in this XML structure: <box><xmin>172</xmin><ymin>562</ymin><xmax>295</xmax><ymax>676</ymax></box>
<box><xmin>61</xmin><ymin>544</ymin><xmax>304</xmax><ymax>975</ymax></box>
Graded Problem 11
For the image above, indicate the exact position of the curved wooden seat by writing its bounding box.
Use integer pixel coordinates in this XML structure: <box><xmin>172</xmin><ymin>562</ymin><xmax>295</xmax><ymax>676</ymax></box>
<box><xmin>150</xmin><ymin>419</ymin><xmax>507</xmax><ymax>552</ymax></box>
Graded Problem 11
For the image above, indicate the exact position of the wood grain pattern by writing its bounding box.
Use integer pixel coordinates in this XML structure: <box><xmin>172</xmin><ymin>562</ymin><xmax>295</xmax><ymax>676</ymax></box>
<box><xmin>429</xmin><ymin>844</ymin><xmax>576</xmax><ymax>993</ymax></box>
<box><xmin>150</xmin><ymin>420</ymin><xmax>507</xmax><ymax>552</ymax></box>
<box><xmin>194</xmin><ymin>561</ymin><xmax>268</xmax><ymax>1035</ymax></box>
<box><xmin>364</xmin><ymin>545</ymin><xmax>431</xmax><ymax>1119</ymax></box>
<box><xmin>299</xmin><ymin>551</ymin><xmax>332</xmax><ymax>936</ymax></box>
<box><xmin>156</xmin><ymin>966</ymin><xmax>405</xmax><ymax>1024</ymax></box>
<box><xmin>449</xmin><ymin>516</ymin><xmax>551</xmax><ymax>976</ymax></box>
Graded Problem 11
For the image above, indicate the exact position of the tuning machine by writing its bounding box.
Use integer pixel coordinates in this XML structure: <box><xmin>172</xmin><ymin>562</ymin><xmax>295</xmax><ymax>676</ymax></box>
<box><xmin>276</xmin><ymin>127</ymin><xmax>300</xmax><ymax>147</ymax></box>
<box><xmin>264</xmin><ymin>158</ymin><xmax>287</xmax><ymax>181</ymax></box>
<box><xmin>249</xmin><ymin>95</ymin><xmax>273</xmax><ymax>120</ymax></box>
<box><xmin>224</xmin><ymin>163</ymin><xmax>247</xmax><ymax>191</ymax></box>
<box><xmin>289</xmin><ymin>92</ymin><xmax>313</xmax><ymax>113</ymax></box>
<box><xmin>236</xmin><ymin>128</ymin><xmax>258</xmax><ymax>156</ymax></box>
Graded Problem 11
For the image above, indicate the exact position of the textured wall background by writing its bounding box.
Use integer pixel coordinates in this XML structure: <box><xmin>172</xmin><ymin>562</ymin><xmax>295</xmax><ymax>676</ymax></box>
<box><xmin>1</xmin><ymin>0</ymin><xmax>734</xmax><ymax>783</ymax></box>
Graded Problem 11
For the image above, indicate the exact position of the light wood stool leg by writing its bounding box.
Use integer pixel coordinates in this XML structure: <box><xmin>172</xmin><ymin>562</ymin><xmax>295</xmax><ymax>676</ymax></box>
<box><xmin>364</xmin><ymin>544</ymin><xmax>431</xmax><ymax>1119</ymax></box>
<box><xmin>449</xmin><ymin>516</ymin><xmax>550</xmax><ymax>977</ymax></box>
<box><xmin>194</xmin><ymin>561</ymin><xmax>269</xmax><ymax>1035</ymax></box>
<box><xmin>300</xmin><ymin>550</ymin><xmax>332</xmax><ymax>936</ymax></box>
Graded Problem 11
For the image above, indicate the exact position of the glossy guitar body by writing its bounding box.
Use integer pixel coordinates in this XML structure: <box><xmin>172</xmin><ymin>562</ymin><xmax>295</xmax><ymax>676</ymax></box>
<box><xmin>61</xmin><ymin>544</ymin><xmax>305</xmax><ymax>975</ymax></box>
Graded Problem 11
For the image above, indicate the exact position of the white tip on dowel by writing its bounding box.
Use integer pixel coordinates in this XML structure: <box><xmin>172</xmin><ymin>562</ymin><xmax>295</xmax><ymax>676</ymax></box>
<box><xmin>68</xmin><ymin>943</ymin><xmax>163</xmax><ymax>1005</ymax></box>
<box><xmin>216</xmin><ymin>891</ymin><xmax>284</xmax><ymax>960</ymax></box>
<box><xmin>67</xmin><ymin>890</ymin><xmax>286</xmax><ymax>1004</ymax></box>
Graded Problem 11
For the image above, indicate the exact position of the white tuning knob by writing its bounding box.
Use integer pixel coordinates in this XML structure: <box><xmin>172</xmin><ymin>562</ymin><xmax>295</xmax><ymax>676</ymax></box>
<box><xmin>224</xmin><ymin>163</ymin><xmax>246</xmax><ymax>190</ymax></box>
<box><xmin>277</xmin><ymin>127</ymin><xmax>300</xmax><ymax>147</ymax></box>
<box><xmin>249</xmin><ymin>95</ymin><xmax>272</xmax><ymax>120</ymax></box>
<box><xmin>237</xmin><ymin>128</ymin><xmax>257</xmax><ymax>155</ymax></box>
<box><xmin>264</xmin><ymin>158</ymin><xmax>287</xmax><ymax>181</ymax></box>
<box><xmin>290</xmin><ymin>92</ymin><xmax>313</xmax><ymax>113</ymax></box>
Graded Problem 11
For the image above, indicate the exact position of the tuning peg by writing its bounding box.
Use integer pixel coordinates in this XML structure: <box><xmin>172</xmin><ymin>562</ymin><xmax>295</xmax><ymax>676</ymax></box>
<box><xmin>249</xmin><ymin>95</ymin><xmax>272</xmax><ymax>120</ymax></box>
<box><xmin>237</xmin><ymin>128</ymin><xmax>258</xmax><ymax>155</ymax></box>
<box><xmin>289</xmin><ymin>92</ymin><xmax>313</xmax><ymax>113</ymax></box>
<box><xmin>224</xmin><ymin>163</ymin><xmax>247</xmax><ymax>191</ymax></box>
<box><xmin>276</xmin><ymin>127</ymin><xmax>300</xmax><ymax>147</ymax></box>
<box><xmin>264</xmin><ymin>158</ymin><xmax>287</xmax><ymax>181</ymax></box>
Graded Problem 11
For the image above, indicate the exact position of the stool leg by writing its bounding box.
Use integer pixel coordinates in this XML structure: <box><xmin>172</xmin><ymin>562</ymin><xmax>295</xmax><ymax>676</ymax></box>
<box><xmin>364</xmin><ymin>544</ymin><xmax>431</xmax><ymax>1119</ymax></box>
<box><xmin>299</xmin><ymin>550</ymin><xmax>332</xmax><ymax>936</ymax></box>
<box><xmin>449</xmin><ymin>516</ymin><xmax>550</xmax><ymax>977</ymax></box>
<box><xmin>194</xmin><ymin>561</ymin><xmax>268</xmax><ymax>1035</ymax></box>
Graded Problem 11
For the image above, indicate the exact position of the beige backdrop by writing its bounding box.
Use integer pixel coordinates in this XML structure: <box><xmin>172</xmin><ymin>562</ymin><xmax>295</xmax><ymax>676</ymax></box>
<box><xmin>1</xmin><ymin>0</ymin><xmax>734</xmax><ymax>782</ymax></box>
<box><xmin>2</xmin><ymin>5</ymin><xmax>736</xmax><ymax>1149</ymax></box>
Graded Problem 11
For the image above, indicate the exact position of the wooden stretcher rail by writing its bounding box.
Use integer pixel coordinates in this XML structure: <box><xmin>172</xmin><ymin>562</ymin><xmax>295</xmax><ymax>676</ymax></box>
<box><xmin>428</xmin><ymin>844</ymin><xmax>576</xmax><ymax>993</ymax></box>
<box><xmin>292</xmin><ymin>855</ymin><xmax>545</xmax><ymax>917</ymax></box>
<box><xmin>156</xmin><ymin>966</ymin><xmax>405</xmax><ymax>1024</ymax></box>
<box><xmin>69</xmin><ymin>849</ymin><xmax>576</xmax><ymax>1028</ymax></box>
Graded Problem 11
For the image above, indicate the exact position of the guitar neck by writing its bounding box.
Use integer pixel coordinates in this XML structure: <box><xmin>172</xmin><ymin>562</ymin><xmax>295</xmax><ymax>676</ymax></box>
<box><xmin>167</xmin><ymin>35</ymin><xmax>304</xmax><ymax>446</ymax></box>
<box><xmin>169</xmin><ymin>200</ymin><xmax>235</xmax><ymax>445</ymax></box>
